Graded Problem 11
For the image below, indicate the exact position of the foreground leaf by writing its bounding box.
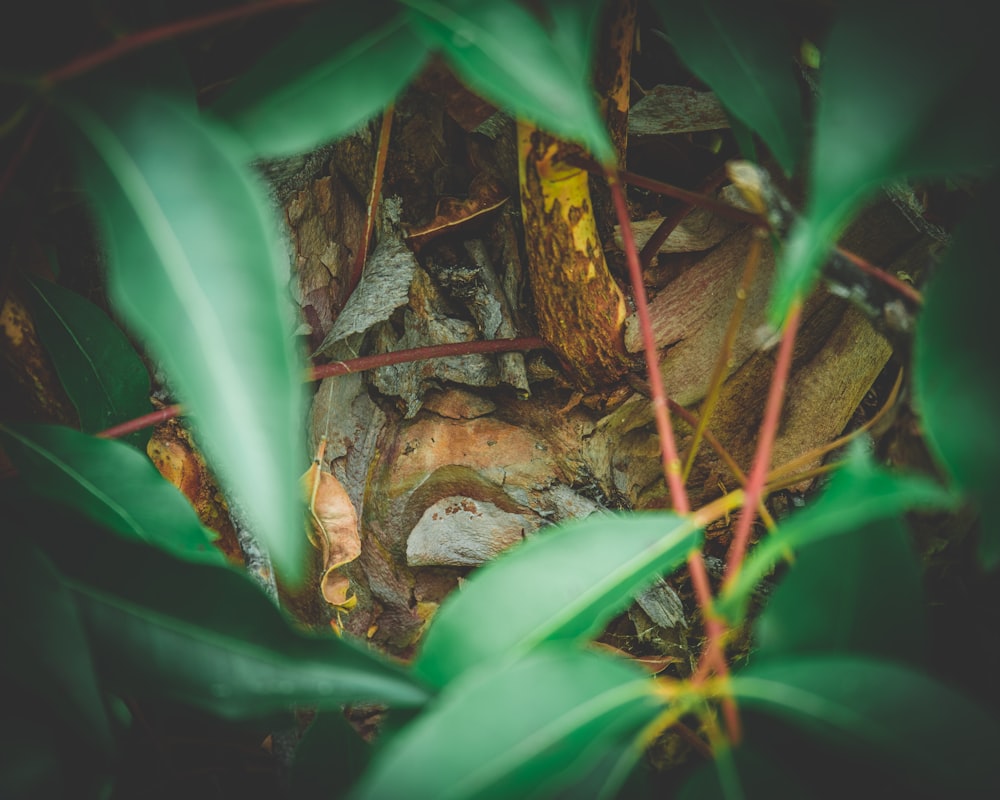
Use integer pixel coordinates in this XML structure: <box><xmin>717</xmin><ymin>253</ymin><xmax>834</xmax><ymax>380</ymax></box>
<box><xmin>405</xmin><ymin>0</ymin><xmax>615</xmax><ymax>164</ymax></box>
<box><xmin>212</xmin><ymin>1</ymin><xmax>427</xmax><ymax>157</ymax></box>
<box><xmin>753</xmin><ymin>518</ymin><xmax>926</xmax><ymax>663</ymax></box>
<box><xmin>0</xmin><ymin>538</ymin><xmax>114</xmax><ymax>761</ymax></box>
<box><xmin>914</xmin><ymin>190</ymin><xmax>1000</xmax><ymax>568</ymax></box>
<box><xmin>24</xmin><ymin>275</ymin><xmax>150</xmax><ymax>441</ymax></box>
<box><xmin>41</xmin><ymin>519</ymin><xmax>430</xmax><ymax>719</ymax></box>
<box><xmin>730</xmin><ymin>655</ymin><xmax>1000</xmax><ymax>794</ymax></box>
<box><xmin>414</xmin><ymin>512</ymin><xmax>701</xmax><ymax>688</ymax></box>
<box><xmin>60</xmin><ymin>86</ymin><xmax>307</xmax><ymax>584</ymax></box>
<box><xmin>718</xmin><ymin>445</ymin><xmax>955</xmax><ymax>624</ymax></box>
<box><xmin>770</xmin><ymin>0</ymin><xmax>998</xmax><ymax>325</ymax></box>
<box><xmin>651</xmin><ymin>0</ymin><xmax>804</xmax><ymax>175</ymax></box>
<box><xmin>0</xmin><ymin>422</ymin><xmax>223</xmax><ymax>566</ymax></box>
<box><xmin>351</xmin><ymin>646</ymin><xmax>663</xmax><ymax>800</ymax></box>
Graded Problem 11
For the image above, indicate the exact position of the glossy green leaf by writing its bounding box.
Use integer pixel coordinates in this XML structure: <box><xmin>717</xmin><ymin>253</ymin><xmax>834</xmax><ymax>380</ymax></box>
<box><xmin>753</xmin><ymin>518</ymin><xmax>926</xmax><ymax>663</ymax></box>
<box><xmin>24</xmin><ymin>275</ymin><xmax>150</xmax><ymax>441</ymax></box>
<box><xmin>914</xmin><ymin>191</ymin><xmax>1000</xmax><ymax>568</ymax></box>
<box><xmin>770</xmin><ymin>0</ymin><xmax>999</xmax><ymax>326</ymax></box>
<box><xmin>0</xmin><ymin>538</ymin><xmax>115</xmax><ymax>761</ymax></box>
<box><xmin>42</xmin><ymin>521</ymin><xmax>430</xmax><ymax>720</ymax></box>
<box><xmin>651</xmin><ymin>0</ymin><xmax>804</xmax><ymax>176</ymax></box>
<box><xmin>0</xmin><ymin>422</ymin><xmax>223</xmax><ymax>565</ymax></box>
<box><xmin>731</xmin><ymin>655</ymin><xmax>1000</xmax><ymax>793</ymax></box>
<box><xmin>212</xmin><ymin>1</ymin><xmax>428</xmax><ymax>157</ymax></box>
<box><xmin>718</xmin><ymin>445</ymin><xmax>955</xmax><ymax>624</ymax></box>
<box><xmin>60</xmin><ymin>86</ymin><xmax>307</xmax><ymax>584</ymax></box>
<box><xmin>351</xmin><ymin>646</ymin><xmax>663</xmax><ymax>800</ymax></box>
<box><xmin>404</xmin><ymin>0</ymin><xmax>615</xmax><ymax>165</ymax></box>
<box><xmin>414</xmin><ymin>512</ymin><xmax>701</xmax><ymax>688</ymax></box>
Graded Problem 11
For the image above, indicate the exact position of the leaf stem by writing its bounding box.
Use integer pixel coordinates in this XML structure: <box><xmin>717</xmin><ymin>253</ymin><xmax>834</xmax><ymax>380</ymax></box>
<box><xmin>724</xmin><ymin>300</ymin><xmax>802</xmax><ymax>584</ymax></box>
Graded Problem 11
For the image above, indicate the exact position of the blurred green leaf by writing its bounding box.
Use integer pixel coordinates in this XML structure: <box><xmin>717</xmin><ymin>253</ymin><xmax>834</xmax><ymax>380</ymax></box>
<box><xmin>731</xmin><ymin>655</ymin><xmax>1000</xmax><ymax>794</ymax></box>
<box><xmin>414</xmin><ymin>512</ymin><xmax>700</xmax><ymax>688</ymax></box>
<box><xmin>59</xmin><ymin>86</ymin><xmax>308</xmax><ymax>584</ymax></box>
<box><xmin>404</xmin><ymin>0</ymin><xmax>615</xmax><ymax>165</ymax></box>
<box><xmin>0</xmin><ymin>422</ymin><xmax>224</xmax><ymax>565</ymax></box>
<box><xmin>40</xmin><ymin>520</ymin><xmax>430</xmax><ymax>720</ymax></box>
<box><xmin>753</xmin><ymin>518</ymin><xmax>926</xmax><ymax>663</ymax></box>
<box><xmin>914</xmin><ymin>191</ymin><xmax>1000</xmax><ymax>568</ymax></box>
<box><xmin>718</xmin><ymin>445</ymin><xmax>955</xmax><ymax>624</ymax></box>
<box><xmin>351</xmin><ymin>646</ymin><xmax>663</xmax><ymax>800</ymax></box>
<box><xmin>677</xmin><ymin>741</ymin><xmax>811</xmax><ymax>800</ymax></box>
<box><xmin>651</xmin><ymin>0</ymin><xmax>804</xmax><ymax>175</ymax></box>
<box><xmin>0</xmin><ymin>538</ymin><xmax>115</xmax><ymax>762</ymax></box>
<box><xmin>24</xmin><ymin>274</ymin><xmax>150</xmax><ymax>444</ymax></box>
<box><xmin>212</xmin><ymin>1</ymin><xmax>427</xmax><ymax>157</ymax></box>
<box><xmin>290</xmin><ymin>710</ymin><xmax>371</xmax><ymax>796</ymax></box>
<box><xmin>770</xmin><ymin>0</ymin><xmax>999</xmax><ymax>325</ymax></box>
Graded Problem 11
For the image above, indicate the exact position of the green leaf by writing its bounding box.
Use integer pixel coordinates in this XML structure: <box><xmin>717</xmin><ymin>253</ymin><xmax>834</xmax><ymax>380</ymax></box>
<box><xmin>718</xmin><ymin>445</ymin><xmax>955</xmax><ymax>624</ymax></box>
<box><xmin>350</xmin><ymin>646</ymin><xmax>663</xmax><ymax>800</ymax></box>
<box><xmin>914</xmin><ymin>190</ymin><xmax>1000</xmax><ymax>568</ymax></box>
<box><xmin>413</xmin><ymin>511</ymin><xmax>701</xmax><ymax>688</ymax></box>
<box><xmin>0</xmin><ymin>422</ymin><xmax>223</xmax><ymax>565</ymax></box>
<box><xmin>59</xmin><ymin>86</ymin><xmax>308</xmax><ymax>584</ymax></box>
<box><xmin>404</xmin><ymin>0</ymin><xmax>615</xmax><ymax>165</ymax></box>
<box><xmin>212</xmin><ymin>1</ymin><xmax>428</xmax><ymax>157</ymax></box>
<box><xmin>651</xmin><ymin>0</ymin><xmax>804</xmax><ymax>176</ymax></box>
<box><xmin>753</xmin><ymin>518</ymin><xmax>926</xmax><ymax>663</ymax></box>
<box><xmin>41</xmin><ymin>520</ymin><xmax>430</xmax><ymax>720</ymax></box>
<box><xmin>0</xmin><ymin>538</ymin><xmax>115</xmax><ymax>761</ymax></box>
<box><xmin>677</xmin><ymin>742</ymin><xmax>812</xmax><ymax>800</ymax></box>
<box><xmin>290</xmin><ymin>710</ymin><xmax>372</xmax><ymax>796</ymax></box>
<box><xmin>769</xmin><ymin>0</ymin><xmax>999</xmax><ymax>326</ymax></box>
<box><xmin>24</xmin><ymin>274</ymin><xmax>150</xmax><ymax>443</ymax></box>
<box><xmin>730</xmin><ymin>655</ymin><xmax>1000</xmax><ymax>794</ymax></box>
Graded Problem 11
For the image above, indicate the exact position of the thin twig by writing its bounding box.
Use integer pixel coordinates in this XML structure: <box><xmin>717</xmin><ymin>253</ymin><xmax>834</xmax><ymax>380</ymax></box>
<box><xmin>93</xmin><ymin>336</ymin><xmax>548</xmax><ymax>439</ymax></box>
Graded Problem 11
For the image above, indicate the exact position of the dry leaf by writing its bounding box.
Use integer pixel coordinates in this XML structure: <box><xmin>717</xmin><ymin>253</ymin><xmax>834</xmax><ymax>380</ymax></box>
<box><xmin>302</xmin><ymin>437</ymin><xmax>361</xmax><ymax>613</ymax></box>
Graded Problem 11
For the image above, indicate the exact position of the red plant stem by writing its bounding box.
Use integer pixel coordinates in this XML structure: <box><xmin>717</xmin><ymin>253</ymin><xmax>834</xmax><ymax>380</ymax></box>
<box><xmin>611</xmin><ymin>170</ymin><xmax>739</xmax><ymax>739</ymax></box>
<box><xmin>834</xmin><ymin>245</ymin><xmax>924</xmax><ymax>306</ymax></box>
<box><xmin>42</xmin><ymin>0</ymin><xmax>316</xmax><ymax>86</ymax></box>
<box><xmin>94</xmin><ymin>336</ymin><xmax>547</xmax><ymax>439</ymax></box>
<box><xmin>724</xmin><ymin>301</ymin><xmax>802</xmax><ymax>583</ymax></box>
<box><xmin>345</xmin><ymin>104</ymin><xmax>394</xmax><ymax>302</ymax></box>
<box><xmin>638</xmin><ymin>166</ymin><xmax>729</xmax><ymax>268</ymax></box>
<box><xmin>97</xmin><ymin>404</ymin><xmax>183</xmax><ymax>439</ymax></box>
<box><xmin>609</xmin><ymin>174</ymin><xmax>689</xmax><ymax>514</ymax></box>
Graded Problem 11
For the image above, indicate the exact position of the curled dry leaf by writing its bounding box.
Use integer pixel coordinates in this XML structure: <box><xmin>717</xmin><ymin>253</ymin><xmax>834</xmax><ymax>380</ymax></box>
<box><xmin>404</xmin><ymin>173</ymin><xmax>508</xmax><ymax>251</ymax></box>
<box><xmin>302</xmin><ymin>437</ymin><xmax>361</xmax><ymax>613</ymax></box>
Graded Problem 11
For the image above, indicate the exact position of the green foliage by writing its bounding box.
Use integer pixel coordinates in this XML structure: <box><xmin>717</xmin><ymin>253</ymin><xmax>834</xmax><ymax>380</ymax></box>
<box><xmin>351</xmin><ymin>646</ymin><xmax>664</xmax><ymax>800</ymax></box>
<box><xmin>914</xmin><ymin>189</ymin><xmax>1000</xmax><ymax>567</ymax></box>
<box><xmin>771</xmin><ymin>0</ymin><xmax>999</xmax><ymax>325</ymax></box>
<box><xmin>730</xmin><ymin>655</ymin><xmax>1000</xmax><ymax>793</ymax></box>
<box><xmin>2</xmin><ymin>0</ymin><xmax>998</xmax><ymax>797</ymax></box>
<box><xmin>23</xmin><ymin>274</ymin><xmax>151</xmax><ymax>444</ymax></box>
<box><xmin>405</xmin><ymin>0</ymin><xmax>615</xmax><ymax>164</ymax></box>
<box><xmin>414</xmin><ymin>511</ymin><xmax>701</xmax><ymax>687</ymax></box>
<box><xmin>212</xmin><ymin>0</ymin><xmax>428</xmax><ymax>157</ymax></box>
<box><xmin>650</xmin><ymin>0</ymin><xmax>804</xmax><ymax>176</ymax></box>
<box><xmin>717</xmin><ymin>446</ymin><xmax>957</xmax><ymax>625</ymax></box>
<box><xmin>59</xmin><ymin>83</ymin><xmax>308</xmax><ymax>585</ymax></box>
<box><xmin>0</xmin><ymin>422</ymin><xmax>224</xmax><ymax>565</ymax></box>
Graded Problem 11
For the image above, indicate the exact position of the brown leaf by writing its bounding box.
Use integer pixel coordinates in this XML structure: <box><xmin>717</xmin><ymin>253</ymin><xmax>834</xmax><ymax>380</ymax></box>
<box><xmin>404</xmin><ymin>173</ymin><xmax>508</xmax><ymax>250</ymax></box>
<box><xmin>302</xmin><ymin>438</ymin><xmax>361</xmax><ymax>611</ymax></box>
